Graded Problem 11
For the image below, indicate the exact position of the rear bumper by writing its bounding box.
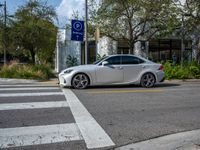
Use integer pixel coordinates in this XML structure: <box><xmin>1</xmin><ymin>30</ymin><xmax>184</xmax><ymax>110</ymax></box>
<box><xmin>156</xmin><ymin>71</ymin><xmax>165</xmax><ymax>83</ymax></box>
<box><xmin>160</xmin><ymin>77</ymin><xmax>165</xmax><ymax>82</ymax></box>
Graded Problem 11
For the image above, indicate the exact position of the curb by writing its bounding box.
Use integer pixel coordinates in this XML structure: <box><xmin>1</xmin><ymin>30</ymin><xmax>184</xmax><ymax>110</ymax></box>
<box><xmin>165</xmin><ymin>79</ymin><xmax>200</xmax><ymax>83</ymax></box>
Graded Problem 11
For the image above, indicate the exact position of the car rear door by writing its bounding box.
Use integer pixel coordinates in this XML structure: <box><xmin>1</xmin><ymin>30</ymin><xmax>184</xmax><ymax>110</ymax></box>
<box><xmin>121</xmin><ymin>56</ymin><xmax>144</xmax><ymax>83</ymax></box>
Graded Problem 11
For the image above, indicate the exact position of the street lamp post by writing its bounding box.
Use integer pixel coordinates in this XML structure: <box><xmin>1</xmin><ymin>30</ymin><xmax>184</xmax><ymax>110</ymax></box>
<box><xmin>0</xmin><ymin>1</ymin><xmax>7</xmax><ymax>65</ymax></box>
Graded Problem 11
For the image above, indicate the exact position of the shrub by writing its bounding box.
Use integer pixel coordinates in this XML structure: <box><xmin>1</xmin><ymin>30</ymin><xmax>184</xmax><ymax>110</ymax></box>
<box><xmin>163</xmin><ymin>61</ymin><xmax>200</xmax><ymax>79</ymax></box>
<box><xmin>66</xmin><ymin>55</ymin><xmax>78</xmax><ymax>67</ymax></box>
<box><xmin>0</xmin><ymin>64</ymin><xmax>54</xmax><ymax>80</ymax></box>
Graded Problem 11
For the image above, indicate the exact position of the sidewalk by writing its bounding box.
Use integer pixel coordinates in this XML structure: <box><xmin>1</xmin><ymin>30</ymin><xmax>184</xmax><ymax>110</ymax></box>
<box><xmin>38</xmin><ymin>78</ymin><xmax>59</xmax><ymax>85</ymax></box>
<box><xmin>116</xmin><ymin>129</ymin><xmax>200</xmax><ymax>150</ymax></box>
<box><xmin>0</xmin><ymin>78</ymin><xmax>59</xmax><ymax>85</ymax></box>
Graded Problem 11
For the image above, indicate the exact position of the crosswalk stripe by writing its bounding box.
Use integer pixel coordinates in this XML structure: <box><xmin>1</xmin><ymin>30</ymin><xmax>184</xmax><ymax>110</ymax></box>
<box><xmin>0</xmin><ymin>92</ymin><xmax>63</xmax><ymax>97</ymax></box>
<box><xmin>0</xmin><ymin>101</ymin><xmax>69</xmax><ymax>111</ymax></box>
<box><xmin>0</xmin><ymin>87</ymin><xmax>60</xmax><ymax>91</ymax></box>
<box><xmin>62</xmin><ymin>89</ymin><xmax>115</xmax><ymax>149</ymax></box>
<box><xmin>0</xmin><ymin>123</ymin><xmax>83</xmax><ymax>148</ymax></box>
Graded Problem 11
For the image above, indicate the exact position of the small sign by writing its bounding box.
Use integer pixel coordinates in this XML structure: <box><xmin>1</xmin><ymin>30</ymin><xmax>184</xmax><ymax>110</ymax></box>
<box><xmin>71</xmin><ymin>20</ymin><xmax>84</xmax><ymax>41</ymax></box>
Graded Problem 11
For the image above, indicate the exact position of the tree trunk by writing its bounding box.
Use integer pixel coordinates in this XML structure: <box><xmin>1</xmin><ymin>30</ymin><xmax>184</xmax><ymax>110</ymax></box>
<box><xmin>129</xmin><ymin>41</ymin><xmax>135</xmax><ymax>54</ymax></box>
<box><xmin>29</xmin><ymin>49</ymin><xmax>35</xmax><ymax>64</ymax></box>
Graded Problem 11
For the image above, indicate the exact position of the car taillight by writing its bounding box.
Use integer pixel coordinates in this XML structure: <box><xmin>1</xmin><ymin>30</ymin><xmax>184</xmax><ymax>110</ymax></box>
<box><xmin>159</xmin><ymin>65</ymin><xmax>164</xmax><ymax>70</ymax></box>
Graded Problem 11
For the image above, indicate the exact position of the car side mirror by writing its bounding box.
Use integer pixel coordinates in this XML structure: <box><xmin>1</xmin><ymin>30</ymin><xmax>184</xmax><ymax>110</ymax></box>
<box><xmin>102</xmin><ymin>61</ymin><xmax>109</xmax><ymax>66</ymax></box>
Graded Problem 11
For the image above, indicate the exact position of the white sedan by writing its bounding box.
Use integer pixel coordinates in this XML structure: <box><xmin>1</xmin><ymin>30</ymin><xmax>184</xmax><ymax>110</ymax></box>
<box><xmin>59</xmin><ymin>54</ymin><xmax>165</xmax><ymax>89</ymax></box>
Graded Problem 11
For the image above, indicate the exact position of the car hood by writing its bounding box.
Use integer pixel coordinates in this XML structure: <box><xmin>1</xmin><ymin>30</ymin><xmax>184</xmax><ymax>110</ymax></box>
<box><xmin>60</xmin><ymin>64</ymin><xmax>97</xmax><ymax>74</ymax></box>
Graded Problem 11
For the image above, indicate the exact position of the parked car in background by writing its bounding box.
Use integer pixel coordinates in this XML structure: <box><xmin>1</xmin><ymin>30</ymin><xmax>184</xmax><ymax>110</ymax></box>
<box><xmin>59</xmin><ymin>54</ymin><xmax>165</xmax><ymax>89</ymax></box>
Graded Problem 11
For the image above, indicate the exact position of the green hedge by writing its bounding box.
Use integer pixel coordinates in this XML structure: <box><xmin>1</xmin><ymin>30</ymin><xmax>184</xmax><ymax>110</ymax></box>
<box><xmin>0</xmin><ymin>64</ymin><xmax>55</xmax><ymax>80</ymax></box>
<box><xmin>163</xmin><ymin>61</ymin><xmax>200</xmax><ymax>79</ymax></box>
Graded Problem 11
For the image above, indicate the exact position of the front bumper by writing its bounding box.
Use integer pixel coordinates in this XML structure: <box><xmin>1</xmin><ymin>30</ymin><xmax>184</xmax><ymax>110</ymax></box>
<box><xmin>58</xmin><ymin>73</ymin><xmax>73</xmax><ymax>87</ymax></box>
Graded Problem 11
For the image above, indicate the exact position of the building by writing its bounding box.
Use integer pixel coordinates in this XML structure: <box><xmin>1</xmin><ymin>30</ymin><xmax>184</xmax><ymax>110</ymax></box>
<box><xmin>94</xmin><ymin>37</ymin><xmax>193</xmax><ymax>62</ymax></box>
<box><xmin>55</xmin><ymin>28</ymin><xmax>194</xmax><ymax>73</ymax></box>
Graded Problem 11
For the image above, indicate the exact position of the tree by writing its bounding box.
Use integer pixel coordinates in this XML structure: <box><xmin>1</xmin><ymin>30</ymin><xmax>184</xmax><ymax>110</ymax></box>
<box><xmin>173</xmin><ymin>0</ymin><xmax>200</xmax><ymax>62</ymax></box>
<box><xmin>12</xmin><ymin>0</ymin><xmax>57</xmax><ymax>64</ymax></box>
<box><xmin>184</xmin><ymin>0</ymin><xmax>200</xmax><ymax>62</ymax></box>
<box><xmin>0</xmin><ymin>18</ymin><xmax>3</xmax><ymax>55</ymax></box>
<box><xmin>0</xmin><ymin>9</ymin><xmax>15</xmax><ymax>62</ymax></box>
<box><xmin>91</xmin><ymin>0</ymin><xmax>179</xmax><ymax>54</ymax></box>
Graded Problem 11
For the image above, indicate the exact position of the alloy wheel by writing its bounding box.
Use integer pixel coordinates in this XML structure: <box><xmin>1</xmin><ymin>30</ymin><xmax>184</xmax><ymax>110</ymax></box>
<box><xmin>141</xmin><ymin>73</ymin><xmax>155</xmax><ymax>88</ymax></box>
<box><xmin>72</xmin><ymin>74</ymin><xmax>89</xmax><ymax>89</ymax></box>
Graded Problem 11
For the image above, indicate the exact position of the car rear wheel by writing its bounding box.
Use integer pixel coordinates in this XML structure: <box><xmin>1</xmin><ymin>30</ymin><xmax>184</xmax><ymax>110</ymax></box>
<box><xmin>72</xmin><ymin>73</ymin><xmax>89</xmax><ymax>89</ymax></box>
<box><xmin>141</xmin><ymin>73</ymin><xmax>156</xmax><ymax>88</ymax></box>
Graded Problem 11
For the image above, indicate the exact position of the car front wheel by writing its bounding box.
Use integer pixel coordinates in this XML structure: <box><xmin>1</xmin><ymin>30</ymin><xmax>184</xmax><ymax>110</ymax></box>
<box><xmin>72</xmin><ymin>73</ymin><xmax>89</xmax><ymax>89</ymax></box>
<box><xmin>141</xmin><ymin>73</ymin><xmax>156</xmax><ymax>88</ymax></box>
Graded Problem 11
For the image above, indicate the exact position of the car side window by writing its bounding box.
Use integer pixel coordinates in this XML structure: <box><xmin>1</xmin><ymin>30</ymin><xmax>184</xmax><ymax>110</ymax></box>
<box><xmin>122</xmin><ymin>56</ymin><xmax>144</xmax><ymax>65</ymax></box>
<box><xmin>105</xmin><ymin>56</ymin><xmax>121</xmax><ymax>65</ymax></box>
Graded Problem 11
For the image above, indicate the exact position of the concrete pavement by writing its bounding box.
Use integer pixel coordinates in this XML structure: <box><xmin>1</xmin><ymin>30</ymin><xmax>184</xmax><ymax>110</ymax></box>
<box><xmin>115</xmin><ymin>129</ymin><xmax>200</xmax><ymax>150</ymax></box>
<box><xmin>0</xmin><ymin>78</ymin><xmax>59</xmax><ymax>85</ymax></box>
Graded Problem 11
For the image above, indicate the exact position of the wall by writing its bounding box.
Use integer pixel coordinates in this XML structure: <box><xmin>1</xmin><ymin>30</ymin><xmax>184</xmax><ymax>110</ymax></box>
<box><xmin>55</xmin><ymin>28</ymin><xmax>81</xmax><ymax>73</ymax></box>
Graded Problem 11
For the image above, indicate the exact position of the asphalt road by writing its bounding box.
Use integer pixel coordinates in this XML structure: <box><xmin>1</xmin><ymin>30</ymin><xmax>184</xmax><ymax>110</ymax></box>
<box><xmin>72</xmin><ymin>81</ymin><xmax>200</xmax><ymax>148</ymax></box>
<box><xmin>1</xmin><ymin>80</ymin><xmax>200</xmax><ymax>149</ymax></box>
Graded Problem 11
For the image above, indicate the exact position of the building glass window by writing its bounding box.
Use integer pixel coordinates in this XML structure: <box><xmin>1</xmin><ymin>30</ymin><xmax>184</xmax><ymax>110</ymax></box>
<box><xmin>149</xmin><ymin>39</ymin><xmax>192</xmax><ymax>62</ymax></box>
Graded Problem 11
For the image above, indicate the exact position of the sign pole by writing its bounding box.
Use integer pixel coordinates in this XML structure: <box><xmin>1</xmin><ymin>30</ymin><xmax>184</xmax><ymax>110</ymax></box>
<box><xmin>85</xmin><ymin>0</ymin><xmax>88</xmax><ymax>64</ymax></box>
<box><xmin>2</xmin><ymin>1</ymin><xmax>6</xmax><ymax>65</ymax></box>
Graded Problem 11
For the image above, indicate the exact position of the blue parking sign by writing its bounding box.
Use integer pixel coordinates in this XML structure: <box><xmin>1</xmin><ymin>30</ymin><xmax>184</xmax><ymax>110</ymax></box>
<box><xmin>71</xmin><ymin>20</ymin><xmax>84</xmax><ymax>41</ymax></box>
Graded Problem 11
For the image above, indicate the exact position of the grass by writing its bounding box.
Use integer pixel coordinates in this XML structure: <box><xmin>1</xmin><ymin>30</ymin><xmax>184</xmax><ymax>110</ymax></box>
<box><xmin>0</xmin><ymin>63</ymin><xmax>55</xmax><ymax>80</ymax></box>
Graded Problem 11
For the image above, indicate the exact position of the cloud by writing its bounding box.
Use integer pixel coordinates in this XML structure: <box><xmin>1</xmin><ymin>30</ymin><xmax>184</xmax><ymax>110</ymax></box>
<box><xmin>56</xmin><ymin>0</ymin><xmax>85</xmax><ymax>26</ymax></box>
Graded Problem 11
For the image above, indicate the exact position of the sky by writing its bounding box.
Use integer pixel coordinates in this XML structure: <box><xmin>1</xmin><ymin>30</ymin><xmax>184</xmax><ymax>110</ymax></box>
<box><xmin>0</xmin><ymin>0</ymin><xmax>86</xmax><ymax>27</ymax></box>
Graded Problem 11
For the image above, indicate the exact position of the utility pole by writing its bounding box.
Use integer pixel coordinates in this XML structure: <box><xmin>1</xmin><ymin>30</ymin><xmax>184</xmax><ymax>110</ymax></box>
<box><xmin>0</xmin><ymin>1</ymin><xmax>7</xmax><ymax>65</ymax></box>
<box><xmin>85</xmin><ymin>0</ymin><xmax>88</xmax><ymax>64</ymax></box>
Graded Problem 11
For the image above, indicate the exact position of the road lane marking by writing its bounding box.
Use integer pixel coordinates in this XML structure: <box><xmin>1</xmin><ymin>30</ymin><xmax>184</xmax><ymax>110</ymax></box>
<box><xmin>0</xmin><ymin>123</ymin><xmax>83</xmax><ymax>148</ymax></box>
<box><xmin>0</xmin><ymin>101</ymin><xmax>69</xmax><ymax>111</ymax></box>
<box><xmin>87</xmin><ymin>89</ymin><xmax>164</xmax><ymax>94</ymax></box>
<box><xmin>62</xmin><ymin>89</ymin><xmax>115</xmax><ymax>149</ymax></box>
<box><xmin>0</xmin><ymin>87</ymin><xmax>60</xmax><ymax>91</ymax></box>
<box><xmin>0</xmin><ymin>92</ymin><xmax>63</xmax><ymax>97</ymax></box>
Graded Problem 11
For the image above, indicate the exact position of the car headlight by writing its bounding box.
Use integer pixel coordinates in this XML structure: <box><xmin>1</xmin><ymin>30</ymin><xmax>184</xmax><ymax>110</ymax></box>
<box><xmin>64</xmin><ymin>69</ymin><xmax>73</xmax><ymax>74</ymax></box>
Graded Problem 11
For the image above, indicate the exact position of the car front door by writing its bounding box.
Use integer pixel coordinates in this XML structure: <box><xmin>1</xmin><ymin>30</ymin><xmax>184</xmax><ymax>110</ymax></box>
<box><xmin>96</xmin><ymin>56</ymin><xmax>124</xmax><ymax>84</ymax></box>
<box><xmin>121</xmin><ymin>56</ymin><xmax>144</xmax><ymax>83</ymax></box>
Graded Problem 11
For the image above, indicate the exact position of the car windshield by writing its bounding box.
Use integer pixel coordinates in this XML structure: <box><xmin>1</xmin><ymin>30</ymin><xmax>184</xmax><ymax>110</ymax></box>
<box><xmin>93</xmin><ymin>56</ymin><xmax>109</xmax><ymax>65</ymax></box>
